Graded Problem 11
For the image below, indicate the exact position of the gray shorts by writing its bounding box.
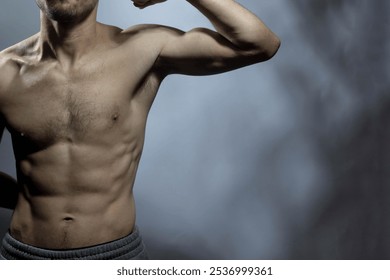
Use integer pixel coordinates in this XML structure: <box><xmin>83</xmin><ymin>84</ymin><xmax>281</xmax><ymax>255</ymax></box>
<box><xmin>0</xmin><ymin>227</ymin><xmax>148</xmax><ymax>260</ymax></box>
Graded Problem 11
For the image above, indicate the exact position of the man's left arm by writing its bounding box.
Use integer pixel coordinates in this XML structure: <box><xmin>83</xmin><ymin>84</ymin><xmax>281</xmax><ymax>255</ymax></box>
<box><xmin>133</xmin><ymin>0</ymin><xmax>280</xmax><ymax>75</ymax></box>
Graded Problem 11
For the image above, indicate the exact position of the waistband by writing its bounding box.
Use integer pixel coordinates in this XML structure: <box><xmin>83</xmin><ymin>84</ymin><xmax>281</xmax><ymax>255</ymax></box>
<box><xmin>0</xmin><ymin>227</ymin><xmax>148</xmax><ymax>260</ymax></box>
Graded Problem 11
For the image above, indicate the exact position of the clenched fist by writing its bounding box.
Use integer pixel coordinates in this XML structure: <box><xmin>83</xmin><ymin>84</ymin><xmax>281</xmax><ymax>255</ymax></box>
<box><xmin>131</xmin><ymin>0</ymin><xmax>167</xmax><ymax>9</ymax></box>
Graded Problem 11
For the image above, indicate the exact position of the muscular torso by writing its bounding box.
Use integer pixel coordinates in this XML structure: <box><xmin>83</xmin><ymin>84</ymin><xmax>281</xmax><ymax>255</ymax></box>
<box><xmin>0</xmin><ymin>24</ymin><xmax>164</xmax><ymax>249</ymax></box>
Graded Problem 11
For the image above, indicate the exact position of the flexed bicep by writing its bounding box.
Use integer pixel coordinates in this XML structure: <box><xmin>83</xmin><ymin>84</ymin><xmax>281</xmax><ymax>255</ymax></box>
<box><xmin>155</xmin><ymin>26</ymin><xmax>272</xmax><ymax>76</ymax></box>
<box><xmin>151</xmin><ymin>0</ymin><xmax>279</xmax><ymax>76</ymax></box>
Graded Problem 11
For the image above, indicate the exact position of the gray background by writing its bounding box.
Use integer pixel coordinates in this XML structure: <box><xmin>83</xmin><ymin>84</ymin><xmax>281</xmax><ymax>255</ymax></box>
<box><xmin>1</xmin><ymin>0</ymin><xmax>389</xmax><ymax>259</ymax></box>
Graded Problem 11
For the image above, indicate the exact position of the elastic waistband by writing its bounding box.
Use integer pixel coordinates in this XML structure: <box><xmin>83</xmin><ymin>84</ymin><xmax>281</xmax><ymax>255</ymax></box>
<box><xmin>0</xmin><ymin>227</ymin><xmax>148</xmax><ymax>260</ymax></box>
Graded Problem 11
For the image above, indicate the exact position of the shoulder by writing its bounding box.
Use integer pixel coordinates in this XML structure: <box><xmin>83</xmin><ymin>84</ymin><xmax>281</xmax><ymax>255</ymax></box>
<box><xmin>0</xmin><ymin>50</ymin><xmax>19</xmax><ymax>94</ymax></box>
<box><xmin>0</xmin><ymin>48</ymin><xmax>20</xmax><ymax>74</ymax></box>
<box><xmin>102</xmin><ymin>23</ymin><xmax>184</xmax><ymax>65</ymax></box>
<box><xmin>1</xmin><ymin>34</ymin><xmax>39</xmax><ymax>61</ymax></box>
<box><xmin>0</xmin><ymin>34</ymin><xmax>39</xmax><ymax>75</ymax></box>
<box><xmin>0</xmin><ymin>50</ymin><xmax>16</xmax><ymax>111</ymax></box>
<box><xmin>0</xmin><ymin>35</ymin><xmax>38</xmax><ymax>97</ymax></box>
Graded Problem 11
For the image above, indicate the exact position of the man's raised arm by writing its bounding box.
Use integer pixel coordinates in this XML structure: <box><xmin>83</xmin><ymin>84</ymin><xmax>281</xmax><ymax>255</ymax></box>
<box><xmin>186</xmin><ymin>0</ymin><xmax>280</xmax><ymax>59</ymax></box>
<box><xmin>132</xmin><ymin>0</ymin><xmax>280</xmax><ymax>75</ymax></box>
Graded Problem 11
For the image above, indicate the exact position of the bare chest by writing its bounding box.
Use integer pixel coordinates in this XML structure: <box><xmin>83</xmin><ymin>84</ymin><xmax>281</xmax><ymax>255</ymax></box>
<box><xmin>2</xmin><ymin>63</ymin><xmax>144</xmax><ymax>147</ymax></box>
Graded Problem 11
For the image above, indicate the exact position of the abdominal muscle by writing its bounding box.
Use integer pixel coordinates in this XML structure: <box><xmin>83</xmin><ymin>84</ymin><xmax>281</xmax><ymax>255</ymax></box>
<box><xmin>10</xmin><ymin>139</ymin><xmax>140</xmax><ymax>250</ymax></box>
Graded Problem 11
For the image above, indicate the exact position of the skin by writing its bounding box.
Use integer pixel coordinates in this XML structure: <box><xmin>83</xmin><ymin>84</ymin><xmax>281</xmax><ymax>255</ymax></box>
<box><xmin>0</xmin><ymin>0</ymin><xmax>280</xmax><ymax>249</ymax></box>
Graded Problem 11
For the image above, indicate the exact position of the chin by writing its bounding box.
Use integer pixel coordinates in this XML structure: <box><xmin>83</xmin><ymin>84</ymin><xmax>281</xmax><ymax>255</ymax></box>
<box><xmin>36</xmin><ymin>0</ymin><xmax>99</xmax><ymax>23</ymax></box>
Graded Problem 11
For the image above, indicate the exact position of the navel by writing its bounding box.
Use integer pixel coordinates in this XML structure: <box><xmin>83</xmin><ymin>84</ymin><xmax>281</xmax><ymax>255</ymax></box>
<box><xmin>63</xmin><ymin>217</ymin><xmax>74</xmax><ymax>222</ymax></box>
<box><xmin>112</xmin><ymin>113</ymin><xmax>119</xmax><ymax>121</ymax></box>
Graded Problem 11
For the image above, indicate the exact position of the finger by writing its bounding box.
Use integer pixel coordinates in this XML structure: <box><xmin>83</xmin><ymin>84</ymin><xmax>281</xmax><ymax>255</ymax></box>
<box><xmin>131</xmin><ymin>0</ymin><xmax>166</xmax><ymax>9</ymax></box>
<box><xmin>132</xmin><ymin>0</ymin><xmax>148</xmax><ymax>4</ymax></box>
<box><xmin>132</xmin><ymin>0</ymin><xmax>149</xmax><ymax>9</ymax></box>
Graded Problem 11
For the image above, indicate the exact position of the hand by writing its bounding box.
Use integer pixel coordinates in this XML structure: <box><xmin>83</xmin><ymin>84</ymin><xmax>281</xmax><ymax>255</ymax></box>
<box><xmin>131</xmin><ymin>0</ymin><xmax>167</xmax><ymax>9</ymax></box>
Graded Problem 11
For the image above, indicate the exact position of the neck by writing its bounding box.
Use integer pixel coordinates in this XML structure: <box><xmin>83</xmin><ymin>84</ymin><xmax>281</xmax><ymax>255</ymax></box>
<box><xmin>38</xmin><ymin>6</ymin><xmax>99</xmax><ymax>64</ymax></box>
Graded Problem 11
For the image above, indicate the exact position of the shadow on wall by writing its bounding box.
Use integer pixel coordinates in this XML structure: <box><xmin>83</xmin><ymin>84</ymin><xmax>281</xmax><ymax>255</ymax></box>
<box><xmin>283</xmin><ymin>0</ymin><xmax>390</xmax><ymax>259</ymax></box>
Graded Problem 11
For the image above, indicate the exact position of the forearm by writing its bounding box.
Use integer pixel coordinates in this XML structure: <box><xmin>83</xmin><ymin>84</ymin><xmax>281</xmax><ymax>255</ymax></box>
<box><xmin>0</xmin><ymin>171</ymin><xmax>18</xmax><ymax>210</ymax></box>
<box><xmin>186</xmin><ymin>0</ymin><xmax>280</xmax><ymax>55</ymax></box>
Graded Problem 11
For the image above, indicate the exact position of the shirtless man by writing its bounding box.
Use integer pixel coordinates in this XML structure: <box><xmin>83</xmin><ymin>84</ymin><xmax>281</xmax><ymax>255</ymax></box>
<box><xmin>0</xmin><ymin>0</ymin><xmax>280</xmax><ymax>259</ymax></box>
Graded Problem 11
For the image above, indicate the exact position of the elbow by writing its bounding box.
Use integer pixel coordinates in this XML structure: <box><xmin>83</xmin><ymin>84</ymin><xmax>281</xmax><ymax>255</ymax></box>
<box><xmin>243</xmin><ymin>32</ymin><xmax>281</xmax><ymax>63</ymax></box>
<box><xmin>256</xmin><ymin>33</ymin><xmax>281</xmax><ymax>62</ymax></box>
<box><xmin>266</xmin><ymin>34</ymin><xmax>281</xmax><ymax>60</ymax></box>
